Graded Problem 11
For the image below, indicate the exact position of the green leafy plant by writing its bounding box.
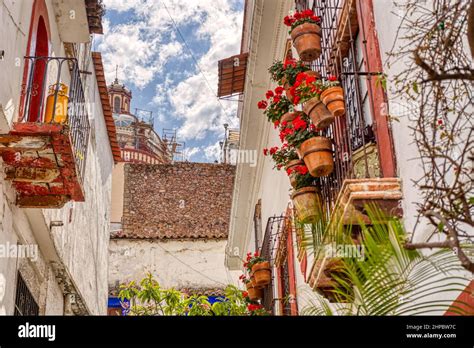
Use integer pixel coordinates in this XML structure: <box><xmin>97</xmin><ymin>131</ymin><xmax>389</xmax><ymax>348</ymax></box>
<box><xmin>258</xmin><ymin>88</ymin><xmax>293</xmax><ymax>124</ymax></box>
<box><xmin>300</xmin><ymin>206</ymin><xmax>474</xmax><ymax>315</ymax></box>
<box><xmin>118</xmin><ymin>273</ymin><xmax>269</xmax><ymax>316</ymax></box>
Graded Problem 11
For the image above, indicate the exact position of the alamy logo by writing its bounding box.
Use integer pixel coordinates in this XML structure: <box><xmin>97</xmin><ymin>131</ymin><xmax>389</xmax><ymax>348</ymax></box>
<box><xmin>18</xmin><ymin>322</ymin><xmax>56</xmax><ymax>341</ymax></box>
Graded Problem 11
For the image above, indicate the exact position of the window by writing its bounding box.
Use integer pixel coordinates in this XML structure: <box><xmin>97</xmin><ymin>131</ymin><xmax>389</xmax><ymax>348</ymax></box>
<box><xmin>14</xmin><ymin>273</ymin><xmax>39</xmax><ymax>316</ymax></box>
<box><xmin>114</xmin><ymin>96</ymin><xmax>121</xmax><ymax>113</ymax></box>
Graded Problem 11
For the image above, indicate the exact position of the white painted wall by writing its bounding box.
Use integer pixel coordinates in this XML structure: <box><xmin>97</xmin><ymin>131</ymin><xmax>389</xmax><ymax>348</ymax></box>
<box><xmin>109</xmin><ymin>239</ymin><xmax>240</xmax><ymax>291</ymax></box>
<box><xmin>0</xmin><ymin>0</ymin><xmax>114</xmax><ymax>315</ymax></box>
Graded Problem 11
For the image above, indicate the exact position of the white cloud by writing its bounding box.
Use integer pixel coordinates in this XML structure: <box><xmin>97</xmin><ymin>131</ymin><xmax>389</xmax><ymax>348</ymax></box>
<box><xmin>101</xmin><ymin>0</ymin><xmax>243</xmax><ymax>154</ymax></box>
<box><xmin>203</xmin><ymin>142</ymin><xmax>222</xmax><ymax>162</ymax></box>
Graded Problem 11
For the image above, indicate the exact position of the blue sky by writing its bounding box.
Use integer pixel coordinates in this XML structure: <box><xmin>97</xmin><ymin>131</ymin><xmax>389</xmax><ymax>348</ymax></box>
<box><xmin>94</xmin><ymin>0</ymin><xmax>244</xmax><ymax>162</ymax></box>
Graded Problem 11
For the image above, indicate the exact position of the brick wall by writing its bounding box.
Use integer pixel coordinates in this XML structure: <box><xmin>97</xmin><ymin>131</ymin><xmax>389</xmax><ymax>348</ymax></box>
<box><xmin>119</xmin><ymin>162</ymin><xmax>235</xmax><ymax>239</ymax></box>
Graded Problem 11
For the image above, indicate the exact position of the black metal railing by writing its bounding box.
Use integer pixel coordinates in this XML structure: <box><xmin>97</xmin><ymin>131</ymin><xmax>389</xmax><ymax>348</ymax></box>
<box><xmin>260</xmin><ymin>215</ymin><xmax>286</xmax><ymax>315</ymax></box>
<box><xmin>20</xmin><ymin>56</ymin><xmax>90</xmax><ymax>182</ymax></box>
<box><xmin>295</xmin><ymin>0</ymin><xmax>381</xmax><ymax>219</ymax></box>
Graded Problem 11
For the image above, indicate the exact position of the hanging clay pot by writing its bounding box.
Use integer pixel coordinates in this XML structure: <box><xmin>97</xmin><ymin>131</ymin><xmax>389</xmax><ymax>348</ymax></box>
<box><xmin>320</xmin><ymin>86</ymin><xmax>345</xmax><ymax>117</ymax></box>
<box><xmin>303</xmin><ymin>97</ymin><xmax>334</xmax><ymax>129</ymax></box>
<box><xmin>291</xmin><ymin>186</ymin><xmax>322</xmax><ymax>223</ymax></box>
<box><xmin>290</xmin><ymin>23</ymin><xmax>322</xmax><ymax>62</ymax></box>
<box><xmin>285</xmin><ymin>159</ymin><xmax>304</xmax><ymax>188</ymax></box>
<box><xmin>252</xmin><ymin>261</ymin><xmax>271</xmax><ymax>287</ymax></box>
<box><xmin>298</xmin><ymin>136</ymin><xmax>334</xmax><ymax>177</ymax></box>
<box><xmin>246</xmin><ymin>282</ymin><xmax>263</xmax><ymax>301</ymax></box>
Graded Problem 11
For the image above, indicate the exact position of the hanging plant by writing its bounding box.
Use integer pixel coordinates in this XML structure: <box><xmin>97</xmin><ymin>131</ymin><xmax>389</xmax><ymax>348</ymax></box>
<box><xmin>287</xmin><ymin>168</ymin><xmax>322</xmax><ymax>223</ymax></box>
<box><xmin>292</xmin><ymin>72</ymin><xmax>335</xmax><ymax>129</ymax></box>
<box><xmin>257</xmin><ymin>87</ymin><xmax>293</xmax><ymax>124</ymax></box>
<box><xmin>268</xmin><ymin>59</ymin><xmax>316</xmax><ymax>102</ymax></box>
<box><xmin>284</xmin><ymin>9</ymin><xmax>322</xmax><ymax>62</ymax></box>
<box><xmin>245</xmin><ymin>251</ymin><xmax>271</xmax><ymax>288</ymax></box>
<box><xmin>263</xmin><ymin>144</ymin><xmax>299</xmax><ymax>171</ymax></box>
<box><xmin>239</xmin><ymin>274</ymin><xmax>262</xmax><ymax>301</ymax></box>
<box><xmin>320</xmin><ymin>76</ymin><xmax>346</xmax><ymax>117</ymax></box>
<box><xmin>279</xmin><ymin>114</ymin><xmax>334</xmax><ymax>177</ymax></box>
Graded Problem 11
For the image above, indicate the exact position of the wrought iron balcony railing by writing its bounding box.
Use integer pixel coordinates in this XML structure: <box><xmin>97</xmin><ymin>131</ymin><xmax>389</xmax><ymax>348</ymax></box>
<box><xmin>294</xmin><ymin>0</ymin><xmax>382</xmax><ymax>221</ymax></box>
<box><xmin>20</xmin><ymin>56</ymin><xmax>90</xmax><ymax>183</ymax></box>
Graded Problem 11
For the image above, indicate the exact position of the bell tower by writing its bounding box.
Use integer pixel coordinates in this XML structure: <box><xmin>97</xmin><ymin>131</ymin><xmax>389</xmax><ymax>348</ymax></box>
<box><xmin>108</xmin><ymin>67</ymin><xmax>132</xmax><ymax>114</ymax></box>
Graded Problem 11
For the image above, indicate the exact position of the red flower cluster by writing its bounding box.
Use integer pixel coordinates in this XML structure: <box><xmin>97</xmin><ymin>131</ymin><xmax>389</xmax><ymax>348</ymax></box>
<box><xmin>263</xmin><ymin>147</ymin><xmax>279</xmax><ymax>156</ymax></box>
<box><xmin>284</xmin><ymin>9</ymin><xmax>321</xmax><ymax>27</ymax></box>
<box><xmin>275</xmin><ymin>86</ymin><xmax>285</xmax><ymax>95</ymax></box>
<box><xmin>287</xmin><ymin>165</ymin><xmax>309</xmax><ymax>176</ymax></box>
<box><xmin>292</xmin><ymin>114</ymin><xmax>307</xmax><ymax>131</ymax></box>
<box><xmin>242</xmin><ymin>291</ymin><xmax>249</xmax><ymax>298</ymax></box>
<box><xmin>258</xmin><ymin>100</ymin><xmax>268</xmax><ymax>109</ymax></box>
<box><xmin>266</xmin><ymin>90</ymin><xmax>274</xmax><ymax>99</ymax></box>
<box><xmin>283</xmin><ymin>58</ymin><xmax>297</xmax><ymax>69</ymax></box>
<box><xmin>247</xmin><ymin>304</ymin><xmax>264</xmax><ymax>311</ymax></box>
<box><xmin>328</xmin><ymin>75</ymin><xmax>338</xmax><ymax>82</ymax></box>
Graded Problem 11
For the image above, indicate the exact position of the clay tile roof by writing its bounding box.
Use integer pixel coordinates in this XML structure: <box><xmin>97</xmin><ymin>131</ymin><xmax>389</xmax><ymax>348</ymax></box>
<box><xmin>92</xmin><ymin>52</ymin><xmax>121</xmax><ymax>163</ymax></box>
<box><xmin>114</xmin><ymin>162</ymin><xmax>236</xmax><ymax>240</ymax></box>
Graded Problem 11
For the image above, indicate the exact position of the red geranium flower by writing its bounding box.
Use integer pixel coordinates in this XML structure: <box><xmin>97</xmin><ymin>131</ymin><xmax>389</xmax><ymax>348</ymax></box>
<box><xmin>266</xmin><ymin>90</ymin><xmax>274</xmax><ymax>99</ymax></box>
<box><xmin>328</xmin><ymin>75</ymin><xmax>338</xmax><ymax>82</ymax></box>
<box><xmin>275</xmin><ymin>86</ymin><xmax>284</xmax><ymax>95</ymax></box>
<box><xmin>294</xmin><ymin>12</ymin><xmax>302</xmax><ymax>20</ymax></box>
<box><xmin>263</xmin><ymin>148</ymin><xmax>269</xmax><ymax>156</ymax></box>
<box><xmin>273</xmin><ymin>120</ymin><xmax>280</xmax><ymax>128</ymax></box>
<box><xmin>292</xmin><ymin>116</ymin><xmax>307</xmax><ymax>131</ymax></box>
<box><xmin>242</xmin><ymin>291</ymin><xmax>248</xmax><ymax>298</ymax></box>
<box><xmin>283</xmin><ymin>15</ymin><xmax>292</xmax><ymax>26</ymax></box>
<box><xmin>296</xmin><ymin>165</ymin><xmax>308</xmax><ymax>175</ymax></box>
<box><xmin>273</xmin><ymin>95</ymin><xmax>281</xmax><ymax>104</ymax></box>
<box><xmin>283</xmin><ymin>59</ymin><xmax>296</xmax><ymax>69</ymax></box>
<box><xmin>258</xmin><ymin>100</ymin><xmax>268</xmax><ymax>109</ymax></box>
<box><xmin>269</xmin><ymin>147</ymin><xmax>278</xmax><ymax>155</ymax></box>
<box><xmin>302</xmin><ymin>9</ymin><xmax>314</xmax><ymax>17</ymax></box>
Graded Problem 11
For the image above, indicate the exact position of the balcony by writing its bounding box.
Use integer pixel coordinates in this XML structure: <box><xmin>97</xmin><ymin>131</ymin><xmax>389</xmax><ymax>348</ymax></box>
<box><xmin>292</xmin><ymin>0</ymin><xmax>402</xmax><ymax>226</ymax></box>
<box><xmin>290</xmin><ymin>0</ymin><xmax>403</xmax><ymax>301</ymax></box>
<box><xmin>0</xmin><ymin>57</ymin><xmax>90</xmax><ymax>208</ymax></box>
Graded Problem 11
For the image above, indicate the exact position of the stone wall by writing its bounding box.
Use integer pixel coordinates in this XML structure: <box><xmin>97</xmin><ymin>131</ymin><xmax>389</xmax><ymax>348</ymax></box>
<box><xmin>119</xmin><ymin>163</ymin><xmax>235</xmax><ymax>239</ymax></box>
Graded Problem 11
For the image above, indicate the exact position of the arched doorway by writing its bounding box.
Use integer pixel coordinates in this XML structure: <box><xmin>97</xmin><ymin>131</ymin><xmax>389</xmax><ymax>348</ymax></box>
<box><xmin>27</xmin><ymin>16</ymin><xmax>48</xmax><ymax>122</ymax></box>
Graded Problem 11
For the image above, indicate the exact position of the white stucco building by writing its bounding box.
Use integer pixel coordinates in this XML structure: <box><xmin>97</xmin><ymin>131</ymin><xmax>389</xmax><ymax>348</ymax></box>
<box><xmin>225</xmin><ymin>0</ymin><xmax>473</xmax><ymax>315</ymax></box>
<box><xmin>0</xmin><ymin>0</ymin><xmax>120</xmax><ymax>315</ymax></box>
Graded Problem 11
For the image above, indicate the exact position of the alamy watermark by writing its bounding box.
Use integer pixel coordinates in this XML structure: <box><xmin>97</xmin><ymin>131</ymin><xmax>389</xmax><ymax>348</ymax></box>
<box><xmin>317</xmin><ymin>242</ymin><xmax>365</xmax><ymax>261</ymax></box>
<box><xmin>0</xmin><ymin>242</ymin><xmax>38</xmax><ymax>262</ymax></box>
<box><xmin>228</xmin><ymin>149</ymin><xmax>257</xmax><ymax>167</ymax></box>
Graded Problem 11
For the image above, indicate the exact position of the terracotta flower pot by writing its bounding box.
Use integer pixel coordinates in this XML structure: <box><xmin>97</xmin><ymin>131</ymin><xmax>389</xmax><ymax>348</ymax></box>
<box><xmin>252</xmin><ymin>261</ymin><xmax>271</xmax><ymax>287</ymax></box>
<box><xmin>320</xmin><ymin>86</ymin><xmax>345</xmax><ymax>117</ymax></box>
<box><xmin>298</xmin><ymin>136</ymin><xmax>334</xmax><ymax>177</ymax></box>
<box><xmin>291</xmin><ymin>186</ymin><xmax>322</xmax><ymax>223</ymax></box>
<box><xmin>290</xmin><ymin>23</ymin><xmax>322</xmax><ymax>62</ymax></box>
<box><xmin>280</xmin><ymin>111</ymin><xmax>298</xmax><ymax>124</ymax></box>
<box><xmin>285</xmin><ymin>159</ymin><xmax>304</xmax><ymax>188</ymax></box>
<box><xmin>303</xmin><ymin>97</ymin><xmax>334</xmax><ymax>129</ymax></box>
<box><xmin>246</xmin><ymin>282</ymin><xmax>263</xmax><ymax>301</ymax></box>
